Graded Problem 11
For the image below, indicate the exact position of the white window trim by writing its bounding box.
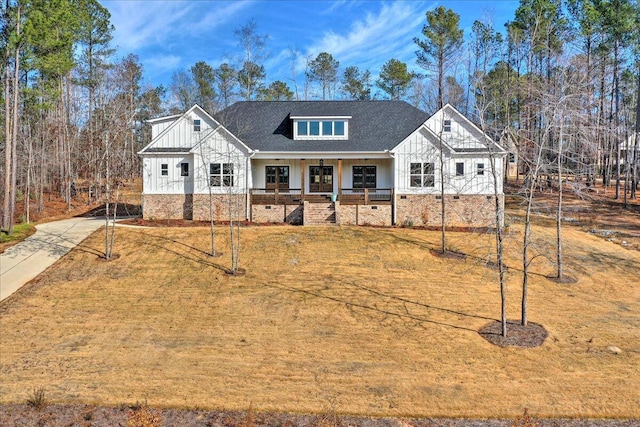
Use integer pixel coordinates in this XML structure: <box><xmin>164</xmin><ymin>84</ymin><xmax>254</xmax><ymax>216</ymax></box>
<box><xmin>292</xmin><ymin>116</ymin><xmax>350</xmax><ymax>140</ymax></box>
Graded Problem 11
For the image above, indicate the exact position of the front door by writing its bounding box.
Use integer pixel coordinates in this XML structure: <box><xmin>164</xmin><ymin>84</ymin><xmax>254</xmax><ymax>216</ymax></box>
<box><xmin>266</xmin><ymin>166</ymin><xmax>289</xmax><ymax>191</ymax></box>
<box><xmin>309</xmin><ymin>165</ymin><xmax>333</xmax><ymax>193</ymax></box>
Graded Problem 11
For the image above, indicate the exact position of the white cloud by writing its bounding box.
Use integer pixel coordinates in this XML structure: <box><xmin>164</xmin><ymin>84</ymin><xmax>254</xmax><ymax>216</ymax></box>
<box><xmin>305</xmin><ymin>1</ymin><xmax>431</xmax><ymax>73</ymax></box>
<box><xmin>103</xmin><ymin>0</ymin><xmax>253</xmax><ymax>53</ymax></box>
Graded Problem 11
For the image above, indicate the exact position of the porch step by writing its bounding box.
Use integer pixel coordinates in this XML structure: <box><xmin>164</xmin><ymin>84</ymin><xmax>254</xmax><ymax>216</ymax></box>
<box><xmin>304</xmin><ymin>202</ymin><xmax>336</xmax><ymax>226</ymax></box>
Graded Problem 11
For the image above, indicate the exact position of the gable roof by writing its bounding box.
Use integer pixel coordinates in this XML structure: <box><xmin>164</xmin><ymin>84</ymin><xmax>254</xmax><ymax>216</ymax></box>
<box><xmin>213</xmin><ymin>101</ymin><xmax>429</xmax><ymax>152</ymax></box>
<box><xmin>139</xmin><ymin>104</ymin><xmax>220</xmax><ymax>154</ymax></box>
<box><xmin>434</xmin><ymin>104</ymin><xmax>506</xmax><ymax>155</ymax></box>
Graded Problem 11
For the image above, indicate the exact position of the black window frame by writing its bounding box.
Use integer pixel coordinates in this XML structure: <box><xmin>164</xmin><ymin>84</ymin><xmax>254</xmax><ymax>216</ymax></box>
<box><xmin>180</xmin><ymin>162</ymin><xmax>189</xmax><ymax>177</ymax></box>
<box><xmin>193</xmin><ymin>119</ymin><xmax>201</xmax><ymax>132</ymax></box>
<box><xmin>443</xmin><ymin>119</ymin><xmax>451</xmax><ymax>132</ymax></box>
<box><xmin>456</xmin><ymin>162</ymin><xmax>465</xmax><ymax>177</ymax></box>
<box><xmin>161</xmin><ymin>163</ymin><xmax>169</xmax><ymax>176</ymax></box>
<box><xmin>477</xmin><ymin>163</ymin><xmax>485</xmax><ymax>176</ymax></box>
<box><xmin>209</xmin><ymin>162</ymin><xmax>234</xmax><ymax>187</ymax></box>
<box><xmin>410</xmin><ymin>162</ymin><xmax>435</xmax><ymax>187</ymax></box>
<box><xmin>352</xmin><ymin>165</ymin><xmax>377</xmax><ymax>189</ymax></box>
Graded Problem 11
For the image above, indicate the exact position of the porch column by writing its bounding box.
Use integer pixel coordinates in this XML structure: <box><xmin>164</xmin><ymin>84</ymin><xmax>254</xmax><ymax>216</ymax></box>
<box><xmin>337</xmin><ymin>159</ymin><xmax>343</xmax><ymax>198</ymax></box>
<box><xmin>300</xmin><ymin>159</ymin><xmax>305</xmax><ymax>201</ymax></box>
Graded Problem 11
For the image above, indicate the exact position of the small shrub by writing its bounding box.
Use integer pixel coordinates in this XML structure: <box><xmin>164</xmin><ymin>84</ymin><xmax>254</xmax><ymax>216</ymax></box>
<box><xmin>510</xmin><ymin>408</ymin><xmax>540</xmax><ymax>427</ymax></box>
<box><xmin>127</xmin><ymin>403</ymin><xmax>162</xmax><ymax>427</ymax></box>
<box><xmin>26</xmin><ymin>387</ymin><xmax>46</xmax><ymax>410</ymax></box>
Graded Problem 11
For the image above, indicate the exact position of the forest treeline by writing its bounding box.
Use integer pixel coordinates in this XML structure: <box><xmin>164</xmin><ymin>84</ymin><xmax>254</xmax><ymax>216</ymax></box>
<box><xmin>1</xmin><ymin>0</ymin><xmax>639</xmax><ymax>233</ymax></box>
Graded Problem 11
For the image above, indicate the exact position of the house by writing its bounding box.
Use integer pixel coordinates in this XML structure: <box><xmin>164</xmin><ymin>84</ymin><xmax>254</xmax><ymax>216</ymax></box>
<box><xmin>138</xmin><ymin>101</ymin><xmax>506</xmax><ymax>227</ymax></box>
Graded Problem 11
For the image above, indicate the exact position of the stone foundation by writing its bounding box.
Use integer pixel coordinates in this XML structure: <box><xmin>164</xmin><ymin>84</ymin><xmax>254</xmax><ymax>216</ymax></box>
<box><xmin>144</xmin><ymin>193</ymin><xmax>502</xmax><ymax>227</ymax></box>
<box><xmin>336</xmin><ymin>203</ymin><xmax>392</xmax><ymax>226</ymax></box>
<box><xmin>251</xmin><ymin>204</ymin><xmax>303</xmax><ymax>224</ymax></box>
<box><xmin>395</xmin><ymin>194</ymin><xmax>503</xmax><ymax>228</ymax></box>
<box><xmin>143</xmin><ymin>194</ymin><xmax>247</xmax><ymax>221</ymax></box>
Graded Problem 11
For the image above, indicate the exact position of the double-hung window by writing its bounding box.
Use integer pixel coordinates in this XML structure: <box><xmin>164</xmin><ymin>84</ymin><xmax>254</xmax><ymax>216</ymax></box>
<box><xmin>443</xmin><ymin>119</ymin><xmax>451</xmax><ymax>132</ymax></box>
<box><xmin>477</xmin><ymin>163</ymin><xmax>485</xmax><ymax>176</ymax></box>
<box><xmin>410</xmin><ymin>162</ymin><xmax>435</xmax><ymax>187</ymax></box>
<box><xmin>209</xmin><ymin>163</ymin><xmax>234</xmax><ymax>187</ymax></box>
<box><xmin>193</xmin><ymin>119</ymin><xmax>201</xmax><ymax>132</ymax></box>
<box><xmin>161</xmin><ymin>163</ymin><xmax>169</xmax><ymax>176</ymax></box>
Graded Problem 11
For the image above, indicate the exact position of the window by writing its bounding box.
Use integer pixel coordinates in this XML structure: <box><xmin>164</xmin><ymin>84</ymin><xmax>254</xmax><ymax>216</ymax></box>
<box><xmin>456</xmin><ymin>162</ymin><xmax>465</xmax><ymax>177</ymax></box>
<box><xmin>322</xmin><ymin>121</ymin><xmax>333</xmax><ymax>135</ymax></box>
<box><xmin>297</xmin><ymin>121</ymin><xmax>308</xmax><ymax>136</ymax></box>
<box><xmin>309</xmin><ymin>121</ymin><xmax>320</xmax><ymax>136</ymax></box>
<box><xmin>352</xmin><ymin>166</ymin><xmax>377</xmax><ymax>189</ymax></box>
<box><xmin>193</xmin><ymin>119</ymin><xmax>201</xmax><ymax>132</ymax></box>
<box><xmin>180</xmin><ymin>162</ymin><xmax>189</xmax><ymax>177</ymax></box>
<box><xmin>477</xmin><ymin>163</ymin><xmax>485</xmax><ymax>176</ymax></box>
<box><xmin>509</xmin><ymin>153</ymin><xmax>516</xmax><ymax>163</ymax></box>
<box><xmin>209</xmin><ymin>163</ymin><xmax>234</xmax><ymax>186</ymax></box>
<box><xmin>294</xmin><ymin>120</ymin><xmax>347</xmax><ymax>138</ymax></box>
<box><xmin>266</xmin><ymin>166</ymin><xmax>289</xmax><ymax>190</ymax></box>
<box><xmin>444</xmin><ymin>119</ymin><xmax>451</xmax><ymax>132</ymax></box>
<box><xmin>161</xmin><ymin>163</ymin><xmax>168</xmax><ymax>176</ymax></box>
<box><xmin>410</xmin><ymin>162</ymin><xmax>435</xmax><ymax>187</ymax></box>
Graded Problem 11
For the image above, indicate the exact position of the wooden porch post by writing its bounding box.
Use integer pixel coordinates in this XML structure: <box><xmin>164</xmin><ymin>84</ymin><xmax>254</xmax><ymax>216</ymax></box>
<box><xmin>300</xmin><ymin>159</ymin><xmax>305</xmax><ymax>201</ymax></box>
<box><xmin>364</xmin><ymin>188</ymin><xmax>369</xmax><ymax>205</ymax></box>
<box><xmin>337</xmin><ymin>159</ymin><xmax>343</xmax><ymax>199</ymax></box>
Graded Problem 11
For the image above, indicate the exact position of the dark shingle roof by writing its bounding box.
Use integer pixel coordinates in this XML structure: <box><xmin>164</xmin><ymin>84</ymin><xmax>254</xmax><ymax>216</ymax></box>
<box><xmin>213</xmin><ymin>101</ymin><xmax>429</xmax><ymax>152</ymax></box>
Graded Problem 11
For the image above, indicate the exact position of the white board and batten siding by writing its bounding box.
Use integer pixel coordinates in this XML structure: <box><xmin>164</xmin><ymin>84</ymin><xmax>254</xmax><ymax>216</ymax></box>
<box><xmin>143</xmin><ymin>155</ymin><xmax>194</xmax><ymax>195</ymax></box>
<box><xmin>393</xmin><ymin>117</ymin><xmax>503</xmax><ymax>195</ymax></box>
<box><xmin>143</xmin><ymin>106</ymin><xmax>250</xmax><ymax>195</ymax></box>
<box><xmin>150</xmin><ymin>111</ymin><xmax>219</xmax><ymax>150</ymax></box>
<box><xmin>192</xmin><ymin>129</ymin><xmax>251</xmax><ymax>194</ymax></box>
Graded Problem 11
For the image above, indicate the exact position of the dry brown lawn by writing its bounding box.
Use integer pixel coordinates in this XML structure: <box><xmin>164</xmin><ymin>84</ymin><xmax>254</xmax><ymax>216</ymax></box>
<box><xmin>0</xmin><ymin>221</ymin><xmax>638</xmax><ymax>419</ymax></box>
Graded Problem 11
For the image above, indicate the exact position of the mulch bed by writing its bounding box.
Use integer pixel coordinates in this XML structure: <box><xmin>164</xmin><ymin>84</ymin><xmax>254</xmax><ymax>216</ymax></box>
<box><xmin>478</xmin><ymin>320</ymin><xmax>548</xmax><ymax>348</ymax></box>
<box><xmin>0</xmin><ymin>404</ymin><xmax>638</xmax><ymax>427</ymax></box>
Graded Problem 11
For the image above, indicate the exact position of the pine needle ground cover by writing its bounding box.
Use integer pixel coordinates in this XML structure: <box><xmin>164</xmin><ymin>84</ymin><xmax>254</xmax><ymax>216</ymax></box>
<box><xmin>0</xmin><ymin>223</ymin><xmax>638</xmax><ymax>418</ymax></box>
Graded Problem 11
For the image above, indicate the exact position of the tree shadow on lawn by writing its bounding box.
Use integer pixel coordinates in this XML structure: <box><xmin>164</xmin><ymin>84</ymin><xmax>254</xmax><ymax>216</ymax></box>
<box><xmin>264</xmin><ymin>281</ymin><xmax>494</xmax><ymax>334</ymax></box>
<box><xmin>131</xmin><ymin>229</ymin><xmax>231</xmax><ymax>274</ymax></box>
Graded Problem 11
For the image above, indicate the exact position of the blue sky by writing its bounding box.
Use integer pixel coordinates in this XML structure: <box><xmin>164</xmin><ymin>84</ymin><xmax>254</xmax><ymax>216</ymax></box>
<box><xmin>100</xmin><ymin>0</ymin><xmax>521</xmax><ymax>93</ymax></box>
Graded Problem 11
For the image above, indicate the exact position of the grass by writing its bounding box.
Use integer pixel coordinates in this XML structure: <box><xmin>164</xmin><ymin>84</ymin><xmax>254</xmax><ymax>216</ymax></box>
<box><xmin>0</xmin><ymin>222</ymin><xmax>36</xmax><ymax>252</ymax></box>
<box><xmin>0</xmin><ymin>222</ymin><xmax>638</xmax><ymax>419</ymax></box>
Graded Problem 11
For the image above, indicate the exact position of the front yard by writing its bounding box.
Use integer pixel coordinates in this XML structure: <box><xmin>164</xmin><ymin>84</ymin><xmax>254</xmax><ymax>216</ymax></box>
<box><xmin>0</xmin><ymin>221</ymin><xmax>638</xmax><ymax>418</ymax></box>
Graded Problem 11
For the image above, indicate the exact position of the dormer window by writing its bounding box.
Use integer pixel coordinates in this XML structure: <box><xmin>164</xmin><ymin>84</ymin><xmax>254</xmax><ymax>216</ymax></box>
<box><xmin>193</xmin><ymin>119</ymin><xmax>201</xmax><ymax>132</ymax></box>
<box><xmin>291</xmin><ymin>115</ymin><xmax>350</xmax><ymax>140</ymax></box>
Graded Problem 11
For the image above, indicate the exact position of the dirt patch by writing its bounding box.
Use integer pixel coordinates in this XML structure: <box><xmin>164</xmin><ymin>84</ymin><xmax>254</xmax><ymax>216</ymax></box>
<box><xmin>479</xmin><ymin>320</ymin><xmax>548</xmax><ymax>348</ymax></box>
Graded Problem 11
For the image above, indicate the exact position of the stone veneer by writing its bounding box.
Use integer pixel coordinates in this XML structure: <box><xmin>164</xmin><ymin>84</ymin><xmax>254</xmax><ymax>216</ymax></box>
<box><xmin>143</xmin><ymin>194</ymin><xmax>247</xmax><ymax>221</ymax></box>
<box><xmin>251</xmin><ymin>204</ymin><xmax>303</xmax><ymax>224</ymax></box>
<box><xmin>144</xmin><ymin>193</ymin><xmax>501</xmax><ymax>227</ymax></box>
<box><xmin>395</xmin><ymin>194</ymin><xmax>503</xmax><ymax>228</ymax></box>
<box><xmin>336</xmin><ymin>202</ymin><xmax>392</xmax><ymax>226</ymax></box>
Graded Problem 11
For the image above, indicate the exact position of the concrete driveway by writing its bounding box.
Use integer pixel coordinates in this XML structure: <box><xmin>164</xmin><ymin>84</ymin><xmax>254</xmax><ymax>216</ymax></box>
<box><xmin>0</xmin><ymin>217</ymin><xmax>107</xmax><ymax>302</ymax></box>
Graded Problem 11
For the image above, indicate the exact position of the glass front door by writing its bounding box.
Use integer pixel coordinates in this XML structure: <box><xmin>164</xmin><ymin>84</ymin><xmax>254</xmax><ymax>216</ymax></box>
<box><xmin>309</xmin><ymin>165</ymin><xmax>333</xmax><ymax>193</ymax></box>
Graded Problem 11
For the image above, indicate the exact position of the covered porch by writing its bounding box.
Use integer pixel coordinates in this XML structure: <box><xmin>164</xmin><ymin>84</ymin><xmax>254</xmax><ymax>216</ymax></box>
<box><xmin>248</xmin><ymin>157</ymin><xmax>395</xmax><ymax>225</ymax></box>
<box><xmin>249</xmin><ymin>157</ymin><xmax>394</xmax><ymax>204</ymax></box>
